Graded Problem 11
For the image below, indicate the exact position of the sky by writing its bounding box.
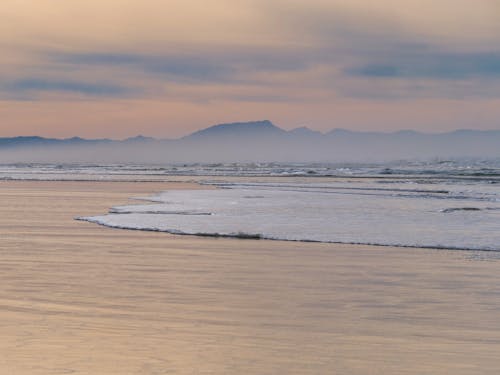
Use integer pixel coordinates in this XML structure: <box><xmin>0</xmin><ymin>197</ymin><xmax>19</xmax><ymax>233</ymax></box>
<box><xmin>1</xmin><ymin>0</ymin><xmax>500</xmax><ymax>138</ymax></box>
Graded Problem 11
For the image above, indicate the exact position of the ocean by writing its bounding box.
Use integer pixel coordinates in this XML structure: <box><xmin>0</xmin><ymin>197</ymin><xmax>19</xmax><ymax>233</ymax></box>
<box><xmin>2</xmin><ymin>159</ymin><xmax>499</xmax><ymax>251</ymax></box>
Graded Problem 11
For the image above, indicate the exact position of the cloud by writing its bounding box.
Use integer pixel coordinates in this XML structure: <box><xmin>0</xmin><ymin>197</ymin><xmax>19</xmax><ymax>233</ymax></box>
<box><xmin>53</xmin><ymin>52</ymin><xmax>233</xmax><ymax>83</ymax></box>
<box><xmin>2</xmin><ymin>78</ymin><xmax>137</xmax><ymax>98</ymax></box>
<box><xmin>0</xmin><ymin>46</ymin><xmax>323</xmax><ymax>103</ymax></box>
<box><xmin>50</xmin><ymin>47</ymin><xmax>314</xmax><ymax>83</ymax></box>
<box><xmin>346</xmin><ymin>52</ymin><xmax>500</xmax><ymax>80</ymax></box>
<box><xmin>2</xmin><ymin>0</ymin><xmax>500</xmax><ymax>108</ymax></box>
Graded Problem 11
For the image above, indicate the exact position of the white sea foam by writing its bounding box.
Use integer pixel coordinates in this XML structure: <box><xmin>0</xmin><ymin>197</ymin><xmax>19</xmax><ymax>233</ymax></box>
<box><xmin>79</xmin><ymin>180</ymin><xmax>500</xmax><ymax>251</ymax></box>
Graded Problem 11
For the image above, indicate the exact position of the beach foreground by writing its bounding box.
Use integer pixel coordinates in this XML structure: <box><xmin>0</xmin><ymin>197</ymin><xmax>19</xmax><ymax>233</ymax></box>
<box><xmin>1</xmin><ymin>181</ymin><xmax>499</xmax><ymax>374</ymax></box>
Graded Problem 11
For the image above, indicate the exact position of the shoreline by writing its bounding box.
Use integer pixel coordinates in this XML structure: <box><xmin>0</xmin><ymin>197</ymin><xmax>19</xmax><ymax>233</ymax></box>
<box><xmin>62</xmin><ymin>179</ymin><xmax>497</xmax><ymax>253</ymax></box>
<box><xmin>78</xmin><ymin>215</ymin><xmax>500</xmax><ymax>253</ymax></box>
<box><xmin>1</xmin><ymin>180</ymin><xmax>500</xmax><ymax>374</ymax></box>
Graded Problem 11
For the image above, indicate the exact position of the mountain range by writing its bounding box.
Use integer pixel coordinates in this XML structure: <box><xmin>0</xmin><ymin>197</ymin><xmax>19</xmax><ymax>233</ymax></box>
<box><xmin>1</xmin><ymin>120</ymin><xmax>499</xmax><ymax>163</ymax></box>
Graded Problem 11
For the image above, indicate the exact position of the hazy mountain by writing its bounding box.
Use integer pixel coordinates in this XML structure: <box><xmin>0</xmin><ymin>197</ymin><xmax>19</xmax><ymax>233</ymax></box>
<box><xmin>1</xmin><ymin>120</ymin><xmax>500</xmax><ymax>163</ymax></box>
<box><xmin>185</xmin><ymin>120</ymin><xmax>286</xmax><ymax>140</ymax></box>
<box><xmin>288</xmin><ymin>126</ymin><xmax>323</xmax><ymax>138</ymax></box>
<box><xmin>0</xmin><ymin>136</ymin><xmax>57</xmax><ymax>148</ymax></box>
<box><xmin>124</xmin><ymin>135</ymin><xmax>156</xmax><ymax>143</ymax></box>
<box><xmin>0</xmin><ymin>136</ymin><xmax>111</xmax><ymax>148</ymax></box>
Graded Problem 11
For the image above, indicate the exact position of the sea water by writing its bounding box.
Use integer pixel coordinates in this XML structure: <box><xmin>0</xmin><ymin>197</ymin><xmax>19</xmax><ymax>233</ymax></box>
<box><xmin>72</xmin><ymin>160</ymin><xmax>500</xmax><ymax>251</ymax></box>
<box><xmin>2</xmin><ymin>160</ymin><xmax>499</xmax><ymax>250</ymax></box>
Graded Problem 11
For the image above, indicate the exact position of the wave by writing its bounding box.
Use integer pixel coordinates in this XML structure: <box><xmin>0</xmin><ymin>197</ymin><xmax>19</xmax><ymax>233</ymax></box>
<box><xmin>2</xmin><ymin>160</ymin><xmax>500</xmax><ymax>181</ymax></box>
<box><xmin>76</xmin><ymin>216</ymin><xmax>500</xmax><ymax>252</ymax></box>
<box><xmin>109</xmin><ymin>209</ymin><xmax>213</xmax><ymax>215</ymax></box>
<box><xmin>203</xmin><ymin>181</ymin><xmax>451</xmax><ymax>194</ymax></box>
<box><xmin>440</xmin><ymin>207</ymin><xmax>482</xmax><ymax>213</ymax></box>
<box><xmin>67</xmin><ymin>168</ymin><xmax>499</xmax><ymax>252</ymax></box>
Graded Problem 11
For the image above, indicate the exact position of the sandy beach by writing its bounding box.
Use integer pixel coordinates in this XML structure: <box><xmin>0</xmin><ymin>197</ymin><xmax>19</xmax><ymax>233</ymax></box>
<box><xmin>1</xmin><ymin>180</ymin><xmax>499</xmax><ymax>374</ymax></box>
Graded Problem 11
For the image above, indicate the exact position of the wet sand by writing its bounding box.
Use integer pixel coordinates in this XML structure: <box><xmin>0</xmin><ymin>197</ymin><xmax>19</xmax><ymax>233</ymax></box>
<box><xmin>1</xmin><ymin>180</ymin><xmax>499</xmax><ymax>374</ymax></box>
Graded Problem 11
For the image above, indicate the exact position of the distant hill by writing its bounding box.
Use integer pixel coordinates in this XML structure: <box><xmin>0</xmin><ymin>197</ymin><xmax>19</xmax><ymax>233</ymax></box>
<box><xmin>0</xmin><ymin>136</ymin><xmax>111</xmax><ymax>148</ymax></box>
<box><xmin>1</xmin><ymin>120</ymin><xmax>500</xmax><ymax>163</ymax></box>
<box><xmin>184</xmin><ymin>120</ymin><xmax>286</xmax><ymax>140</ymax></box>
<box><xmin>288</xmin><ymin>126</ymin><xmax>323</xmax><ymax>138</ymax></box>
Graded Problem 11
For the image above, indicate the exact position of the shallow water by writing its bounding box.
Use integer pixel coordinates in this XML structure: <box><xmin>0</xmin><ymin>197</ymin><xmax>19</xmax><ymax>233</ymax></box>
<box><xmin>81</xmin><ymin>177</ymin><xmax>500</xmax><ymax>251</ymax></box>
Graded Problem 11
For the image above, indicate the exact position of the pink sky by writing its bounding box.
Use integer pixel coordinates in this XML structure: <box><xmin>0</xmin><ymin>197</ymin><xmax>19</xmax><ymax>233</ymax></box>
<box><xmin>1</xmin><ymin>0</ymin><xmax>500</xmax><ymax>138</ymax></box>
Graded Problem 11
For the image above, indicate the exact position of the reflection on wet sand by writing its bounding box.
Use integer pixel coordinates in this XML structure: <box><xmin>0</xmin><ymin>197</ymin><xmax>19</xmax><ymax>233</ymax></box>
<box><xmin>1</xmin><ymin>181</ymin><xmax>499</xmax><ymax>374</ymax></box>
